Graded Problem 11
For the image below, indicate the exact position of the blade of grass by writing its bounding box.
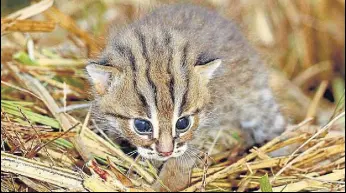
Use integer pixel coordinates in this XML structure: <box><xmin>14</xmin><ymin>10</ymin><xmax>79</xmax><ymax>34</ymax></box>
<box><xmin>260</xmin><ymin>174</ymin><xmax>273</xmax><ymax>192</ymax></box>
<box><xmin>1</xmin><ymin>101</ymin><xmax>60</xmax><ymax>128</ymax></box>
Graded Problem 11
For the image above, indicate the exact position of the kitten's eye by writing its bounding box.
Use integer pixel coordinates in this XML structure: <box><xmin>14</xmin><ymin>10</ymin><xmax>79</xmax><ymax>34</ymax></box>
<box><xmin>134</xmin><ymin>119</ymin><xmax>152</xmax><ymax>135</ymax></box>
<box><xmin>176</xmin><ymin>116</ymin><xmax>191</xmax><ymax>133</ymax></box>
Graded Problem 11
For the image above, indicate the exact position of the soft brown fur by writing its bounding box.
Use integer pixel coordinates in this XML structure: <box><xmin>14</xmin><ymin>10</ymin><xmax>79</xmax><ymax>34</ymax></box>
<box><xmin>87</xmin><ymin>4</ymin><xmax>286</xmax><ymax>191</ymax></box>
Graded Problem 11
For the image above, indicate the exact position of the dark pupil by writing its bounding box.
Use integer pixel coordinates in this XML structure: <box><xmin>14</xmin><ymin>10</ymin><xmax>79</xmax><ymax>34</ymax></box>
<box><xmin>176</xmin><ymin>117</ymin><xmax>190</xmax><ymax>132</ymax></box>
<box><xmin>134</xmin><ymin>119</ymin><xmax>152</xmax><ymax>134</ymax></box>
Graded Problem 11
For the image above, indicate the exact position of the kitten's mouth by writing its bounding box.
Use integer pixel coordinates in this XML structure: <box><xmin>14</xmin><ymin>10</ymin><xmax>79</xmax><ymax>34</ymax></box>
<box><xmin>137</xmin><ymin>145</ymin><xmax>188</xmax><ymax>161</ymax></box>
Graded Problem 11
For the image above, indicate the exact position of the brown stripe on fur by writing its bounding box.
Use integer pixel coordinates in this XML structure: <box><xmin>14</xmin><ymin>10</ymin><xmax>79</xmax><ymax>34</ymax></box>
<box><xmin>146</xmin><ymin>31</ymin><xmax>176</xmax><ymax>138</ymax></box>
<box><xmin>104</xmin><ymin>112</ymin><xmax>131</xmax><ymax>120</ymax></box>
<box><xmin>164</xmin><ymin>31</ymin><xmax>175</xmax><ymax>105</ymax></box>
<box><xmin>113</xmin><ymin>42</ymin><xmax>151</xmax><ymax>118</ymax></box>
<box><xmin>134</xmin><ymin>29</ymin><xmax>158</xmax><ymax>109</ymax></box>
<box><xmin>178</xmin><ymin>42</ymin><xmax>190</xmax><ymax>116</ymax></box>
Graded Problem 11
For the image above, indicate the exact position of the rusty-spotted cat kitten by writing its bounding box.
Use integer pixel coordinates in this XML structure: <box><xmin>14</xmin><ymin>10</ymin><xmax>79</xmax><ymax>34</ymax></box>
<box><xmin>86</xmin><ymin>4</ymin><xmax>286</xmax><ymax>191</ymax></box>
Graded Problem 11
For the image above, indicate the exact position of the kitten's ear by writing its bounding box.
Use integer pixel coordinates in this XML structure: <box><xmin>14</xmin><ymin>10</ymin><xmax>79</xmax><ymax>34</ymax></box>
<box><xmin>194</xmin><ymin>59</ymin><xmax>222</xmax><ymax>80</ymax></box>
<box><xmin>86</xmin><ymin>63</ymin><xmax>123</xmax><ymax>95</ymax></box>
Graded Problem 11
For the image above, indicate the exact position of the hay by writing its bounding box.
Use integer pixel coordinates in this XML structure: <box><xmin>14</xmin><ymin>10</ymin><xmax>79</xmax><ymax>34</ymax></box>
<box><xmin>1</xmin><ymin>0</ymin><xmax>345</xmax><ymax>192</ymax></box>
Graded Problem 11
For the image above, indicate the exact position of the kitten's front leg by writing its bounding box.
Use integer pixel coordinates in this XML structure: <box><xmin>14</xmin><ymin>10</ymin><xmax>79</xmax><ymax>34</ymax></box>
<box><xmin>152</xmin><ymin>156</ymin><xmax>196</xmax><ymax>192</ymax></box>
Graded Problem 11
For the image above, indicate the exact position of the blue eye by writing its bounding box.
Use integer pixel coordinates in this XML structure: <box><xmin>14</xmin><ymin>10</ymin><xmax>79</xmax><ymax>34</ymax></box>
<box><xmin>134</xmin><ymin>119</ymin><xmax>153</xmax><ymax>135</ymax></box>
<box><xmin>176</xmin><ymin>116</ymin><xmax>191</xmax><ymax>133</ymax></box>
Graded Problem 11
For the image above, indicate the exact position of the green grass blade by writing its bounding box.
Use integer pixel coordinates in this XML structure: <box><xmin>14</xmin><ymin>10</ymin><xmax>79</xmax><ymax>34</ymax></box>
<box><xmin>13</xmin><ymin>51</ymin><xmax>38</xmax><ymax>65</ymax></box>
<box><xmin>1</xmin><ymin>100</ymin><xmax>60</xmax><ymax>128</ymax></box>
<box><xmin>260</xmin><ymin>174</ymin><xmax>273</xmax><ymax>192</ymax></box>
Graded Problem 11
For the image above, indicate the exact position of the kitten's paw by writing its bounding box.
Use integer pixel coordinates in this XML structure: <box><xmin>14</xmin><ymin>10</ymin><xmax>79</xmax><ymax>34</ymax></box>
<box><xmin>152</xmin><ymin>158</ymin><xmax>191</xmax><ymax>192</ymax></box>
<box><xmin>152</xmin><ymin>175</ymin><xmax>190</xmax><ymax>192</ymax></box>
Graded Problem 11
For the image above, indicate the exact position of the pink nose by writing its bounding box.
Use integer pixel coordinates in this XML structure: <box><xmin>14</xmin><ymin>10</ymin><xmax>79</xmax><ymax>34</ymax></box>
<box><xmin>159</xmin><ymin>151</ymin><xmax>173</xmax><ymax>157</ymax></box>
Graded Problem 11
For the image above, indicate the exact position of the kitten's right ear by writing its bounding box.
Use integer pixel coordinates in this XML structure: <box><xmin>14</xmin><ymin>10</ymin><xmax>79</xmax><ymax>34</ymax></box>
<box><xmin>86</xmin><ymin>62</ymin><xmax>123</xmax><ymax>95</ymax></box>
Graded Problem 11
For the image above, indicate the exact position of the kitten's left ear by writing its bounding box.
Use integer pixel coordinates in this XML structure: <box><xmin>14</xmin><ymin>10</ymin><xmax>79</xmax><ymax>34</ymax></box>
<box><xmin>194</xmin><ymin>59</ymin><xmax>222</xmax><ymax>80</ymax></box>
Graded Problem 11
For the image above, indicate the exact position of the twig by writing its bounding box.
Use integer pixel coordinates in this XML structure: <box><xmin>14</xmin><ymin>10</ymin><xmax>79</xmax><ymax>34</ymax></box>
<box><xmin>271</xmin><ymin>112</ymin><xmax>345</xmax><ymax>183</ymax></box>
<box><xmin>6</xmin><ymin>0</ymin><xmax>54</xmax><ymax>20</ymax></box>
<box><xmin>57</xmin><ymin>103</ymin><xmax>91</xmax><ymax>113</ymax></box>
<box><xmin>1</xmin><ymin>80</ymin><xmax>42</xmax><ymax>101</ymax></box>
<box><xmin>306</xmin><ymin>80</ymin><xmax>328</xmax><ymax>119</ymax></box>
<box><xmin>18</xmin><ymin>108</ymin><xmax>54</xmax><ymax>164</ymax></box>
<box><xmin>269</xmin><ymin>170</ymin><xmax>345</xmax><ymax>192</ymax></box>
<box><xmin>208</xmin><ymin>127</ymin><xmax>224</xmax><ymax>155</ymax></box>
<box><xmin>1</xmin><ymin>152</ymin><xmax>85</xmax><ymax>189</ymax></box>
<box><xmin>1</xmin><ymin>19</ymin><xmax>55</xmax><ymax>33</ymax></box>
<box><xmin>183</xmin><ymin>135</ymin><xmax>283</xmax><ymax>192</ymax></box>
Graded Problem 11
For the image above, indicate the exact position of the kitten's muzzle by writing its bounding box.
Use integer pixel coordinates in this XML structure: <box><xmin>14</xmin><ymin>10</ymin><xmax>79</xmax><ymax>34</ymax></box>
<box><xmin>155</xmin><ymin>136</ymin><xmax>175</xmax><ymax>157</ymax></box>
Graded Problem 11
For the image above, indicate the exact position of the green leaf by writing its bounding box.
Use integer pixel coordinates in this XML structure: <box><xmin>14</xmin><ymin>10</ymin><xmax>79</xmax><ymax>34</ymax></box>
<box><xmin>13</xmin><ymin>51</ymin><xmax>38</xmax><ymax>65</ymax></box>
<box><xmin>54</xmin><ymin>138</ymin><xmax>74</xmax><ymax>149</ymax></box>
<box><xmin>260</xmin><ymin>174</ymin><xmax>273</xmax><ymax>192</ymax></box>
<box><xmin>1</xmin><ymin>100</ymin><xmax>34</xmax><ymax>107</ymax></box>
<box><xmin>1</xmin><ymin>100</ymin><xmax>60</xmax><ymax>128</ymax></box>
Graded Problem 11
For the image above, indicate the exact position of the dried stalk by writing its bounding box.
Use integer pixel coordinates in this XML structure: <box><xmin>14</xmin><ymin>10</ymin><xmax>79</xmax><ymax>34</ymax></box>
<box><xmin>6</xmin><ymin>0</ymin><xmax>54</xmax><ymax>20</ymax></box>
<box><xmin>1</xmin><ymin>19</ymin><xmax>56</xmax><ymax>33</ymax></box>
<box><xmin>1</xmin><ymin>152</ymin><xmax>85</xmax><ymax>190</ymax></box>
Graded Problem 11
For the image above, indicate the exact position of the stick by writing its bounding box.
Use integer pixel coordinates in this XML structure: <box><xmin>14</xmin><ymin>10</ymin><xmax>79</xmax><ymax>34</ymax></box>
<box><xmin>1</xmin><ymin>152</ymin><xmax>85</xmax><ymax>189</ymax></box>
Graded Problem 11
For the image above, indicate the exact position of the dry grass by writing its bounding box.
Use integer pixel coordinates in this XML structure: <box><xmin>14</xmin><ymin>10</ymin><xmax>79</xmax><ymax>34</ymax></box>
<box><xmin>1</xmin><ymin>0</ymin><xmax>345</xmax><ymax>192</ymax></box>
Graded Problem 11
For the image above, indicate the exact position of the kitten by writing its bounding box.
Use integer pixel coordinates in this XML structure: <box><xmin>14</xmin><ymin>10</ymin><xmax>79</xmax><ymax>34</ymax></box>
<box><xmin>86</xmin><ymin>4</ymin><xmax>286</xmax><ymax>191</ymax></box>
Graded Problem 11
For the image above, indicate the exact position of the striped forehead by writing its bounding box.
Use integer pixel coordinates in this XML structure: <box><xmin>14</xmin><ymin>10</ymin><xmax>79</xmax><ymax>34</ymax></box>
<box><xmin>109</xmin><ymin>28</ymin><xmax>192</xmax><ymax>119</ymax></box>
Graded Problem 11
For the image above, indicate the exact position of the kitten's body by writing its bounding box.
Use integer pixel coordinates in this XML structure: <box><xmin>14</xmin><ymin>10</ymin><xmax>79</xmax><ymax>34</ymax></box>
<box><xmin>87</xmin><ymin>4</ymin><xmax>285</xmax><ymax>191</ymax></box>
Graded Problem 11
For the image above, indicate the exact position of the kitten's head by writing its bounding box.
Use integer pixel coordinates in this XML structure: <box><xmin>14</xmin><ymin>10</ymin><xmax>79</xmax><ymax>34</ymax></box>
<box><xmin>87</xmin><ymin>28</ymin><xmax>221</xmax><ymax>161</ymax></box>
